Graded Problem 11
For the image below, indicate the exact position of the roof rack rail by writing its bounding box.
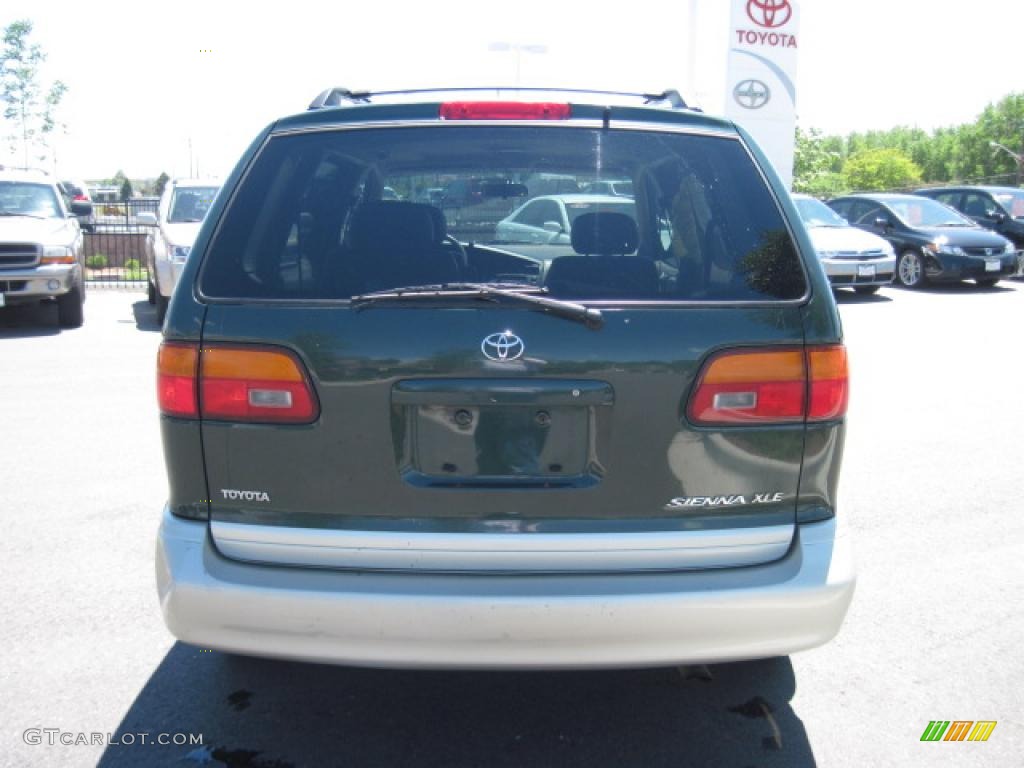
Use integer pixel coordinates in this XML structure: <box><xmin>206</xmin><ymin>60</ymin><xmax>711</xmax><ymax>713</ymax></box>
<box><xmin>307</xmin><ymin>87</ymin><xmax>694</xmax><ymax>111</ymax></box>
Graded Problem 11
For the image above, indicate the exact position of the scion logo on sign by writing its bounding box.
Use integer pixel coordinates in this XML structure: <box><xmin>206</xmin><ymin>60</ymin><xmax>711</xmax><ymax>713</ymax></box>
<box><xmin>746</xmin><ymin>0</ymin><xmax>792</xmax><ymax>28</ymax></box>
<box><xmin>733</xmin><ymin>79</ymin><xmax>771</xmax><ymax>109</ymax></box>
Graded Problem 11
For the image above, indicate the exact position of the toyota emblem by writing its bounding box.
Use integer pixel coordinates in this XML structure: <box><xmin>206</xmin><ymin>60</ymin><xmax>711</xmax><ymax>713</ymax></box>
<box><xmin>481</xmin><ymin>331</ymin><xmax>525</xmax><ymax>362</ymax></box>
<box><xmin>746</xmin><ymin>0</ymin><xmax>792</xmax><ymax>28</ymax></box>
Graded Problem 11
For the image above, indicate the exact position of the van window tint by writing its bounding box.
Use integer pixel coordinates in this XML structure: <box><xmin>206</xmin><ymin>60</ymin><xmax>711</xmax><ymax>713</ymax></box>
<box><xmin>200</xmin><ymin>126</ymin><xmax>805</xmax><ymax>302</ymax></box>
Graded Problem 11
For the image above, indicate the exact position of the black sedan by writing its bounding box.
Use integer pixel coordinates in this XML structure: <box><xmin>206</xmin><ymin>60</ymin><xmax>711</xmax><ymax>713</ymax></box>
<box><xmin>913</xmin><ymin>186</ymin><xmax>1024</xmax><ymax>273</ymax></box>
<box><xmin>827</xmin><ymin>193</ymin><xmax>1017</xmax><ymax>288</ymax></box>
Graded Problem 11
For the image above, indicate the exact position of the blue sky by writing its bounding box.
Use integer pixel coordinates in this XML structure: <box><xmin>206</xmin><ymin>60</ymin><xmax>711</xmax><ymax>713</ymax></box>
<box><xmin>2</xmin><ymin>0</ymin><xmax>1021</xmax><ymax>179</ymax></box>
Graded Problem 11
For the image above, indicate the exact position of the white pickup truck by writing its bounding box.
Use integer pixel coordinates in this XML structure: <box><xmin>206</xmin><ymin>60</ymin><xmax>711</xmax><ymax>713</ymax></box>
<box><xmin>0</xmin><ymin>167</ymin><xmax>86</xmax><ymax>328</ymax></box>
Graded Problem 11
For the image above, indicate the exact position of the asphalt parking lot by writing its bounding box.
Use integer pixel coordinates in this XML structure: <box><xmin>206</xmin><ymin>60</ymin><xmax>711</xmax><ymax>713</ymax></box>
<box><xmin>1</xmin><ymin>282</ymin><xmax>1022</xmax><ymax>767</ymax></box>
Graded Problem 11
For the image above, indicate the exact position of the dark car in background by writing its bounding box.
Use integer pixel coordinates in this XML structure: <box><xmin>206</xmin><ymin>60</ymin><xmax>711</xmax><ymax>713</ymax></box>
<box><xmin>827</xmin><ymin>193</ymin><xmax>1016</xmax><ymax>288</ymax></box>
<box><xmin>154</xmin><ymin>87</ymin><xmax>854</xmax><ymax>670</ymax></box>
<box><xmin>913</xmin><ymin>186</ymin><xmax>1024</xmax><ymax>273</ymax></box>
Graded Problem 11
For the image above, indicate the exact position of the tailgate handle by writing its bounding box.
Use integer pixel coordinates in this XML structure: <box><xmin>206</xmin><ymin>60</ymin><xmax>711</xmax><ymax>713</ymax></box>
<box><xmin>393</xmin><ymin>379</ymin><xmax>614</xmax><ymax>407</ymax></box>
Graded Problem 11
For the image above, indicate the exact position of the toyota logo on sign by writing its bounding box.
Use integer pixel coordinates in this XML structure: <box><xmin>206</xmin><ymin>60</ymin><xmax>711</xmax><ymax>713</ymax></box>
<box><xmin>733</xmin><ymin>79</ymin><xmax>771</xmax><ymax>109</ymax></box>
<box><xmin>746</xmin><ymin>0</ymin><xmax>792</xmax><ymax>28</ymax></box>
<box><xmin>481</xmin><ymin>331</ymin><xmax>525</xmax><ymax>362</ymax></box>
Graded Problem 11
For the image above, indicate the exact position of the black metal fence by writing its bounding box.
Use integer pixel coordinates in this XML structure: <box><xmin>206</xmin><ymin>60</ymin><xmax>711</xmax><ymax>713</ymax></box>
<box><xmin>83</xmin><ymin>198</ymin><xmax>159</xmax><ymax>288</ymax></box>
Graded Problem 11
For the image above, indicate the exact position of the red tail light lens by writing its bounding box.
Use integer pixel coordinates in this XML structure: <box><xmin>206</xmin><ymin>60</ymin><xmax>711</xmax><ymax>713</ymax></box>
<box><xmin>157</xmin><ymin>343</ymin><xmax>319</xmax><ymax>423</ymax></box>
<box><xmin>201</xmin><ymin>346</ymin><xmax>318</xmax><ymax>423</ymax></box>
<box><xmin>157</xmin><ymin>342</ymin><xmax>199</xmax><ymax>418</ymax></box>
<box><xmin>73</xmin><ymin>193</ymin><xmax>89</xmax><ymax>201</ymax></box>
<box><xmin>440</xmin><ymin>102</ymin><xmax>571</xmax><ymax>120</ymax></box>
<box><xmin>688</xmin><ymin>345</ymin><xmax>848</xmax><ymax>426</ymax></box>
<box><xmin>807</xmin><ymin>346</ymin><xmax>849</xmax><ymax>421</ymax></box>
<box><xmin>688</xmin><ymin>348</ymin><xmax>805</xmax><ymax>425</ymax></box>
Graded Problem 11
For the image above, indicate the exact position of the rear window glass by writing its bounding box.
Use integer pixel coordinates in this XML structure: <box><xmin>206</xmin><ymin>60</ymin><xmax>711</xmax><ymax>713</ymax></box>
<box><xmin>201</xmin><ymin>126</ymin><xmax>805</xmax><ymax>302</ymax></box>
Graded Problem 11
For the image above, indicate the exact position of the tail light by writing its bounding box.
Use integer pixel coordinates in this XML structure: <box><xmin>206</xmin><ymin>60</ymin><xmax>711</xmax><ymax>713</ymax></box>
<box><xmin>807</xmin><ymin>346</ymin><xmax>849</xmax><ymax>420</ymax></box>
<box><xmin>687</xmin><ymin>345</ymin><xmax>848</xmax><ymax>426</ymax></box>
<box><xmin>73</xmin><ymin>193</ymin><xmax>89</xmax><ymax>201</ymax></box>
<box><xmin>157</xmin><ymin>342</ymin><xmax>199</xmax><ymax>418</ymax></box>
<box><xmin>157</xmin><ymin>342</ymin><xmax>319</xmax><ymax>423</ymax></box>
<box><xmin>201</xmin><ymin>346</ymin><xmax>318</xmax><ymax>422</ymax></box>
<box><xmin>440</xmin><ymin>102</ymin><xmax>571</xmax><ymax>120</ymax></box>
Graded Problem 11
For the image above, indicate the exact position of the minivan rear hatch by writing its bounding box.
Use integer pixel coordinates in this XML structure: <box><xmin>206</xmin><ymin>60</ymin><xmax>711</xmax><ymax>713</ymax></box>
<box><xmin>188</xmin><ymin>114</ymin><xmax>826</xmax><ymax>573</ymax></box>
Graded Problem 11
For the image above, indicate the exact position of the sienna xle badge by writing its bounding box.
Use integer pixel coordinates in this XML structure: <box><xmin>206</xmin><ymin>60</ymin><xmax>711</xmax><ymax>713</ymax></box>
<box><xmin>155</xmin><ymin>87</ymin><xmax>855</xmax><ymax>669</ymax></box>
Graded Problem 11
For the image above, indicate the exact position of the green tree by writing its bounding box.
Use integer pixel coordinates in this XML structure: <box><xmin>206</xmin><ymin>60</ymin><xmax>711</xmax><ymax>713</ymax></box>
<box><xmin>793</xmin><ymin>127</ymin><xmax>847</xmax><ymax>197</ymax></box>
<box><xmin>798</xmin><ymin>92</ymin><xmax>1023</xmax><ymax>188</ymax></box>
<box><xmin>111</xmin><ymin>169</ymin><xmax>134</xmax><ymax>200</ymax></box>
<box><xmin>842</xmin><ymin>148</ymin><xmax>922</xmax><ymax>192</ymax></box>
<box><xmin>966</xmin><ymin>93</ymin><xmax>1024</xmax><ymax>184</ymax></box>
<box><xmin>917</xmin><ymin>127</ymin><xmax>957</xmax><ymax>182</ymax></box>
<box><xmin>0</xmin><ymin>20</ymin><xmax>67</xmax><ymax>168</ymax></box>
<box><xmin>154</xmin><ymin>171</ymin><xmax>170</xmax><ymax>197</ymax></box>
<box><xmin>790</xmin><ymin>128</ymin><xmax>847</xmax><ymax>198</ymax></box>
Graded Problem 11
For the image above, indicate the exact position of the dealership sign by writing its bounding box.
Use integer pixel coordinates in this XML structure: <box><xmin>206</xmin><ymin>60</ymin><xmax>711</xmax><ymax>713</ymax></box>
<box><xmin>725</xmin><ymin>0</ymin><xmax>801</xmax><ymax>188</ymax></box>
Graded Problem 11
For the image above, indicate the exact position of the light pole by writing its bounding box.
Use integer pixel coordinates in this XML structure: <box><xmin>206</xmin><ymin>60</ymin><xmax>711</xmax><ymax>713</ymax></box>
<box><xmin>989</xmin><ymin>140</ymin><xmax>1023</xmax><ymax>186</ymax></box>
<box><xmin>487</xmin><ymin>42</ymin><xmax>548</xmax><ymax>86</ymax></box>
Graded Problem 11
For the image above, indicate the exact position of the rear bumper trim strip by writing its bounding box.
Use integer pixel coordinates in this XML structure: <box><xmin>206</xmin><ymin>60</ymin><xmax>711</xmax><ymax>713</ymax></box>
<box><xmin>209</xmin><ymin>519</ymin><xmax>794</xmax><ymax>572</ymax></box>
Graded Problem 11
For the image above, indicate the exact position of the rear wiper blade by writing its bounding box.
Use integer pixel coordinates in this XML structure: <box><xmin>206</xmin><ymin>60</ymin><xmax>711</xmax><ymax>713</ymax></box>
<box><xmin>351</xmin><ymin>282</ymin><xmax>604</xmax><ymax>330</ymax></box>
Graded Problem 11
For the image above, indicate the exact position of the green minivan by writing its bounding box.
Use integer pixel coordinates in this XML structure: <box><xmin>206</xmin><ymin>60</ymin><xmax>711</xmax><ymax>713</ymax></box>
<box><xmin>155</xmin><ymin>88</ymin><xmax>854</xmax><ymax>669</ymax></box>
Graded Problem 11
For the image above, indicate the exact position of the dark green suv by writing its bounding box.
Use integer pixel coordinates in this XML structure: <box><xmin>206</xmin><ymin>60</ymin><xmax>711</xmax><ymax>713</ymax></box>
<box><xmin>155</xmin><ymin>88</ymin><xmax>854</xmax><ymax>668</ymax></box>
